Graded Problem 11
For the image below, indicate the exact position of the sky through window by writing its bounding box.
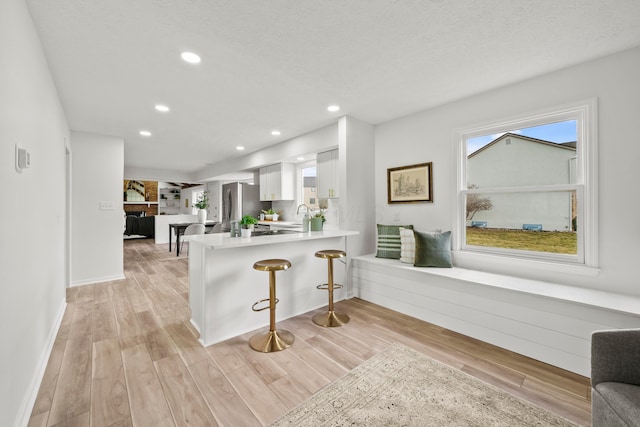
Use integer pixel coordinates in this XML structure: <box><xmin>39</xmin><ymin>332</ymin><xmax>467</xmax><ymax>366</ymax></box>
<box><xmin>467</xmin><ymin>120</ymin><xmax>577</xmax><ymax>154</ymax></box>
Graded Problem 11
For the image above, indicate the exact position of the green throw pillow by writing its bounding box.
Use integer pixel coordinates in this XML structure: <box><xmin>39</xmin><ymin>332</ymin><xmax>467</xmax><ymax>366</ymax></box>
<box><xmin>376</xmin><ymin>224</ymin><xmax>414</xmax><ymax>259</ymax></box>
<box><xmin>414</xmin><ymin>230</ymin><xmax>452</xmax><ymax>268</ymax></box>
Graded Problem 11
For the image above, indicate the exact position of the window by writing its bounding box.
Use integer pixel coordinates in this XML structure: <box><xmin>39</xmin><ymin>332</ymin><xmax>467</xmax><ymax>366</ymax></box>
<box><xmin>192</xmin><ymin>189</ymin><xmax>204</xmax><ymax>214</ymax></box>
<box><xmin>298</xmin><ymin>162</ymin><xmax>319</xmax><ymax>210</ymax></box>
<box><xmin>455</xmin><ymin>99</ymin><xmax>598</xmax><ymax>268</ymax></box>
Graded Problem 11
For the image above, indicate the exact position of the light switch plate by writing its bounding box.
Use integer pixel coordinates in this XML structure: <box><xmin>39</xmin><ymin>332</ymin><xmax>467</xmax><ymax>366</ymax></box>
<box><xmin>15</xmin><ymin>144</ymin><xmax>30</xmax><ymax>173</ymax></box>
<box><xmin>100</xmin><ymin>201</ymin><xmax>114</xmax><ymax>210</ymax></box>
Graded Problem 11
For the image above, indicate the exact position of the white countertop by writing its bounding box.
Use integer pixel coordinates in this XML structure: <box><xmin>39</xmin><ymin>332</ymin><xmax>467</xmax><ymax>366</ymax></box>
<box><xmin>186</xmin><ymin>229</ymin><xmax>358</xmax><ymax>250</ymax></box>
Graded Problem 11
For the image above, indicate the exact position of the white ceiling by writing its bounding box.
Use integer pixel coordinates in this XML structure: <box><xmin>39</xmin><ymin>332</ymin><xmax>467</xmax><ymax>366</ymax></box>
<box><xmin>26</xmin><ymin>0</ymin><xmax>640</xmax><ymax>178</ymax></box>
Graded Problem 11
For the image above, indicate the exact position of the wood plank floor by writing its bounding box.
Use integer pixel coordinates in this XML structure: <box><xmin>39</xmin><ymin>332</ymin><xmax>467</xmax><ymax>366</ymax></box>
<box><xmin>29</xmin><ymin>238</ymin><xmax>592</xmax><ymax>426</ymax></box>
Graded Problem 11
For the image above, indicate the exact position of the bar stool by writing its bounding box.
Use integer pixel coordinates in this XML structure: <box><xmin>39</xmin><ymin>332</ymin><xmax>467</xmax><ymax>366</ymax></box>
<box><xmin>312</xmin><ymin>250</ymin><xmax>349</xmax><ymax>327</ymax></box>
<box><xmin>249</xmin><ymin>259</ymin><xmax>295</xmax><ymax>352</ymax></box>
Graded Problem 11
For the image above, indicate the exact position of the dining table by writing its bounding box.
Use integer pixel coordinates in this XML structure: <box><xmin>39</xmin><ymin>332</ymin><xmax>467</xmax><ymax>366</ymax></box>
<box><xmin>168</xmin><ymin>221</ymin><xmax>219</xmax><ymax>256</ymax></box>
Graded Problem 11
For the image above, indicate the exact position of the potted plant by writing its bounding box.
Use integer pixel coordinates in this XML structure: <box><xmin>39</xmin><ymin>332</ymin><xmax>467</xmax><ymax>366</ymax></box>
<box><xmin>194</xmin><ymin>191</ymin><xmax>209</xmax><ymax>223</ymax></box>
<box><xmin>240</xmin><ymin>215</ymin><xmax>258</xmax><ymax>237</ymax></box>
<box><xmin>310</xmin><ymin>212</ymin><xmax>325</xmax><ymax>231</ymax></box>
<box><xmin>261</xmin><ymin>208</ymin><xmax>279</xmax><ymax>221</ymax></box>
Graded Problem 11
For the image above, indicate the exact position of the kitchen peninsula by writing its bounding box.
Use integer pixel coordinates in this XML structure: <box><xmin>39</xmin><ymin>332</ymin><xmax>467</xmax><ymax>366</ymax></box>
<box><xmin>186</xmin><ymin>229</ymin><xmax>358</xmax><ymax>346</ymax></box>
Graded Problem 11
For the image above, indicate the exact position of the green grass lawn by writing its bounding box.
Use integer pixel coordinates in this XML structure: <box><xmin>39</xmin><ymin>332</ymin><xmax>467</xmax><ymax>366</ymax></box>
<box><xmin>466</xmin><ymin>227</ymin><xmax>577</xmax><ymax>254</ymax></box>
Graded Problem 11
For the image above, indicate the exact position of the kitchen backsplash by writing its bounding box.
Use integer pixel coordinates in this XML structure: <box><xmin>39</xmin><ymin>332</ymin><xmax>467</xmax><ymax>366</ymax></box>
<box><xmin>272</xmin><ymin>199</ymin><xmax>339</xmax><ymax>226</ymax></box>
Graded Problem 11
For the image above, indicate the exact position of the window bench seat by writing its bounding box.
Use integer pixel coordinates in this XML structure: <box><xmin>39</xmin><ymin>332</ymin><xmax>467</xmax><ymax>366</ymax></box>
<box><xmin>351</xmin><ymin>254</ymin><xmax>640</xmax><ymax>377</ymax></box>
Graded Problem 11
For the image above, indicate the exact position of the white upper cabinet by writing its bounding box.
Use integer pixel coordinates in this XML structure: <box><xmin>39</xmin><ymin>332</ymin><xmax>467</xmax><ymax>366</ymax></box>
<box><xmin>259</xmin><ymin>163</ymin><xmax>295</xmax><ymax>201</ymax></box>
<box><xmin>317</xmin><ymin>149</ymin><xmax>339</xmax><ymax>199</ymax></box>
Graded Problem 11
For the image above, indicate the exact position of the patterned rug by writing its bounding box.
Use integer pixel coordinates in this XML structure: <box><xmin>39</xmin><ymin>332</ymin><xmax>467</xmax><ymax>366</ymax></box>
<box><xmin>270</xmin><ymin>344</ymin><xmax>576</xmax><ymax>426</ymax></box>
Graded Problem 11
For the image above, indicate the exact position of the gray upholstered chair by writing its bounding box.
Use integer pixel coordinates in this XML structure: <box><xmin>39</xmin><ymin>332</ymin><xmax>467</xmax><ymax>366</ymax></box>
<box><xmin>591</xmin><ymin>329</ymin><xmax>640</xmax><ymax>426</ymax></box>
<box><xmin>181</xmin><ymin>223</ymin><xmax>205</xmax><ymax>254</ymax></box>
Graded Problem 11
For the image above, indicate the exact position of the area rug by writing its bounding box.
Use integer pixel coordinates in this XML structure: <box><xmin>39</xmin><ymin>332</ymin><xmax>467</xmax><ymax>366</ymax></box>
<box><xmin>270</xmin><ymin>344</ymin><xmax>576</xmax><ymax>426</ymax></box>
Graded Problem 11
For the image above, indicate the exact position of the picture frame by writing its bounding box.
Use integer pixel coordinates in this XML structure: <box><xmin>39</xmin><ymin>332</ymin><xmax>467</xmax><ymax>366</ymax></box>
<box><xmin>387</xmin><ymin>162</ymin><xmax>433</xmax><ymax>204</ymax></box>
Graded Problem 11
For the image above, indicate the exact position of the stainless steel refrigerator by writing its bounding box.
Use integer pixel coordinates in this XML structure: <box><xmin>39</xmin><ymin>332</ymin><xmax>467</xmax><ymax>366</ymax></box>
<box><xmin>221</xmin><ymin>182</ymin><xmax>270</xmax><ymax>231</ymax></box>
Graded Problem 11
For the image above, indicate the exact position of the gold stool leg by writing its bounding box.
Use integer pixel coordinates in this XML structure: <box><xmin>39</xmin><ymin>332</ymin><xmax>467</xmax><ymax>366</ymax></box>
<box><xmin>250</xmin><ymin>270</ymin><xmax>294</xmax><ymax>352</ymax></box>
<box><xmin>313</xmin><ymin>257</ymin><xmax>350</xmax><ymax>327</ymax></box>
<box><xmin>249</xmin><ymin>329</ymin><xmax>295</xmax><ymax>353</ymax></box>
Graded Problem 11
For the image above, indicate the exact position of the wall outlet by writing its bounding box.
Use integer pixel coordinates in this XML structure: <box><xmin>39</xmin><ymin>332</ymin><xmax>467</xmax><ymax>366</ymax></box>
<box><xmin>100</xmin><ymin>201</ymin><xmax>114</xmax><ymax>210</ymax></box>
<box><xmin>393</xmin><ymin>212</ymin><xmax>400</xmax><ymax>222</ymax></box>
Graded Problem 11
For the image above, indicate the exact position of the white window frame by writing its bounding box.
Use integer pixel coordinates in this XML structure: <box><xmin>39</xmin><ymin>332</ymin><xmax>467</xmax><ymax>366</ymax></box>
<box><xmin>191</xmin><ymin>189</ymin><xmax>204</xmax><ymax>215</ymax></box>
<box><xmin>453</xmin><ymin>99</ymin><xmax>598</xmax><ymax>274</ymax></box>
<box><xmin>296</xmin><ymin>160</ymin><xmax>317</xmax><ymax>208</ymax></box>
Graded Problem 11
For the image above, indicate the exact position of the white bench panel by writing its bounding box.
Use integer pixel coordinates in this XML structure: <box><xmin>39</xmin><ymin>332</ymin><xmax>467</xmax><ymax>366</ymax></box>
<box><xmin>352</xmin><ymin>255</ymin><xmax>640</xmax><ymax>376</ymax></box>
<box><xmin>354</xmin><ymin>270</ymin><xmax>591</xmax><ymax>368</ymax></box>
<box><xmin>354</xmin><ymin>268</ymin><xmax>592</xmax><ymax>354</ymax></box>
<box><xmin>354</xmin><ymin>262</ymin><xmax>627</xmax><ymax>336</ymax></box>
<box><xmin>354</xmin><ymin>283</ymin><xmax>591</xmax><ymax>375</ymax></box>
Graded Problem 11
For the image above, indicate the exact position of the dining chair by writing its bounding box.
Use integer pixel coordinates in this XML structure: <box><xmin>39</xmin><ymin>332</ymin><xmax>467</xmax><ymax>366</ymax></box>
<box><xmin>181</xmin><ymin>223</ymin><xmax>206</xmax><ymax>254</ymax></box>
<box><xmin>206</xmin><ymin>223</ymin><xmax>223</xmax><ymax>234</ymax></box>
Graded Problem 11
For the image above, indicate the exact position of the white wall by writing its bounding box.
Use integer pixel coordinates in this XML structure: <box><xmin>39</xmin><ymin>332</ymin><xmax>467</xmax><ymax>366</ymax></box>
<box><xmin>123</xmin><ymin>166</ymin><xmax>195</xmax><ymax>183</ymax></box>
<box><xmin>71</xmin><ymin>131</ymin><xmax>124</xmax><ymax>285</ymax></box>
<box><xmin>0</xmin><ymin>1</ymin><xmax>69</xmax><ymax>425</ymax></box>
<box><xmin>375</xmin><ymin>46</ymin><xmax>640</xmax><ymax>295</ymax></box>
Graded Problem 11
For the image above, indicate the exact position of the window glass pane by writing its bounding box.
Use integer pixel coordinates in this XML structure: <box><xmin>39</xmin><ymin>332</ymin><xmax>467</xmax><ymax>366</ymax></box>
<box><xmin>302</xmin><ymin>166</ymin><xmax>319</xmax><ymax>210</ymax></box>
<box><xmin>466</xmin><ymin>190</ymin><xmax>577</xmax><ymax>255</ymax></box>
<box><xmin>466</xmin><ymin>121</ymin><xmax>577</xmax><ymax>188</ymax></box>
<box><xmin>192</xmin><ymin>190</ymin><xmax>204</xmax><ymax>214</ymax></box>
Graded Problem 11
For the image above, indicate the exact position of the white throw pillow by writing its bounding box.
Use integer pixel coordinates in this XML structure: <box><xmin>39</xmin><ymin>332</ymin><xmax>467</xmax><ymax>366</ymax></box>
<box><xmin>399</xmin><ymin>227</ymin><xmax>415</xmax><ymax>264</ymax></box>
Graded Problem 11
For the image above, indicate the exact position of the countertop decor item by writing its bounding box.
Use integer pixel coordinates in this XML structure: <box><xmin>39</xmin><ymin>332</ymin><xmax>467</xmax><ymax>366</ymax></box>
<box><xmin>297</xmin><ymin>204</ymin><xmax>311</xmax><ymax>232</ymax></box>
<box><xmin>240</xmin><ymin>215</ymin><xmax>258</xmax><ymax>237</ymax></box>
<box><xmin>310</xmin><ymin>215</ymin><xmax>324</xmax><ymax>231</ymax></box>
<box><xmin>194</xmin><ymin>191</ymin><xmax>209</xmax><ymax>223</ymax></box>
<box><xmin>262</xmin><ymin>208</ymin><xmax>279</xmax><ymax>221</ymax></box>
<box><xmin>194</xmin><ymin>191</ymin><xmax>209</xmax><ymax>209</ymax></box>
<box><xmin>310</xmin><ymin>202</ymin><xmax>327</xmax><ymax>232</ymax></box>
<box><xmin>240</xmin><ymin>215</ymin><xmax>258</xmax><ymax>228</ymax></box>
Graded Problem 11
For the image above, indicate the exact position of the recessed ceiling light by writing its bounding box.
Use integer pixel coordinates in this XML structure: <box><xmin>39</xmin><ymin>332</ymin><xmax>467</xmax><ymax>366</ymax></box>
<box><xmin>297</xmin><ymin>157</ymin><xmax>305</xmax><ymax>161</ymax></box>
<box><xmin>155</xmin><ymin>104</ymin><xmax>170</xmax><ymax>112</ymax></box>
<box><xmin>236</xmin><ymin>146</ymin><xmax>245</xmax><ymax>151</ymax></box>
<box><xmin>181</xmin><ymin>51</ymin><xmax>201</xmax><ymax>64</ymax></box>
<box><xmin>327</xmin><ymin>105</ymin><xmax>340</xmax><ymax>112</ymax></box>
<box><xmin>139</xmin><ymin>130</ymin><xmax>152</xmax><ymax>137</ymax></box>
<box><xmin>271</xmin><ymin>130</ymin><xmax>281</xmax><ymax>136</ymax></box>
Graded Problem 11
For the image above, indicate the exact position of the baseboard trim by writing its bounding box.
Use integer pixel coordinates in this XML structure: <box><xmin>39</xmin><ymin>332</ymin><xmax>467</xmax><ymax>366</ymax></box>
<box><xmin>15</xmin><ymin>299</ymin><xmax>66</xmax><ymax>427</ymax></box>
<box><xmin>71</xmin><ymin>273</ymin><xmax>125</xmax><ymax>287</ymax></box>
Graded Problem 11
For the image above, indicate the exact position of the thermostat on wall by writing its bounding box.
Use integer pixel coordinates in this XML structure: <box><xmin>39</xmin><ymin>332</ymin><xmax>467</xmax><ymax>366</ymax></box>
<box><xmin>15</xmin><ymin>144</ymin><xmax>31</xmax><ymax>173</ymax></box>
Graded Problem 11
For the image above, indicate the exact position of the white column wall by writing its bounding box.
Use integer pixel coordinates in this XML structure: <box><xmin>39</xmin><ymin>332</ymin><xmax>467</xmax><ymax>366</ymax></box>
<box><xmin>338</xmin><ymin>116</ymin><xmax>376</xmax><ymax>260</ymax></box>
<box><xmin>0</xmin><ymin>1</ymin><xmax>69</xmax><ymax>425</ymax></box>
<box><xmin>71</xmin><ymin>131</ymin><xmax>124</xmax><ymax>285</ymax></box>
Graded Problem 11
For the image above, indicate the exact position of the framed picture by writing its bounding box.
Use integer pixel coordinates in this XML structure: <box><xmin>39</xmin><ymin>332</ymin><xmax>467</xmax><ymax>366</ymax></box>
<box><xmin>387</xmin><ymin>162</ymin><xmax>433</xmax><ymax>204</ymax></box>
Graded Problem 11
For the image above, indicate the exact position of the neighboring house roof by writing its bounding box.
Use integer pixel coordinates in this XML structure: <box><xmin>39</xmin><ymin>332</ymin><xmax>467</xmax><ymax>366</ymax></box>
<box><xmin>468</xmin><ymin>132</ymin><xmax>576</xmax><ymax>158</ymax></box>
